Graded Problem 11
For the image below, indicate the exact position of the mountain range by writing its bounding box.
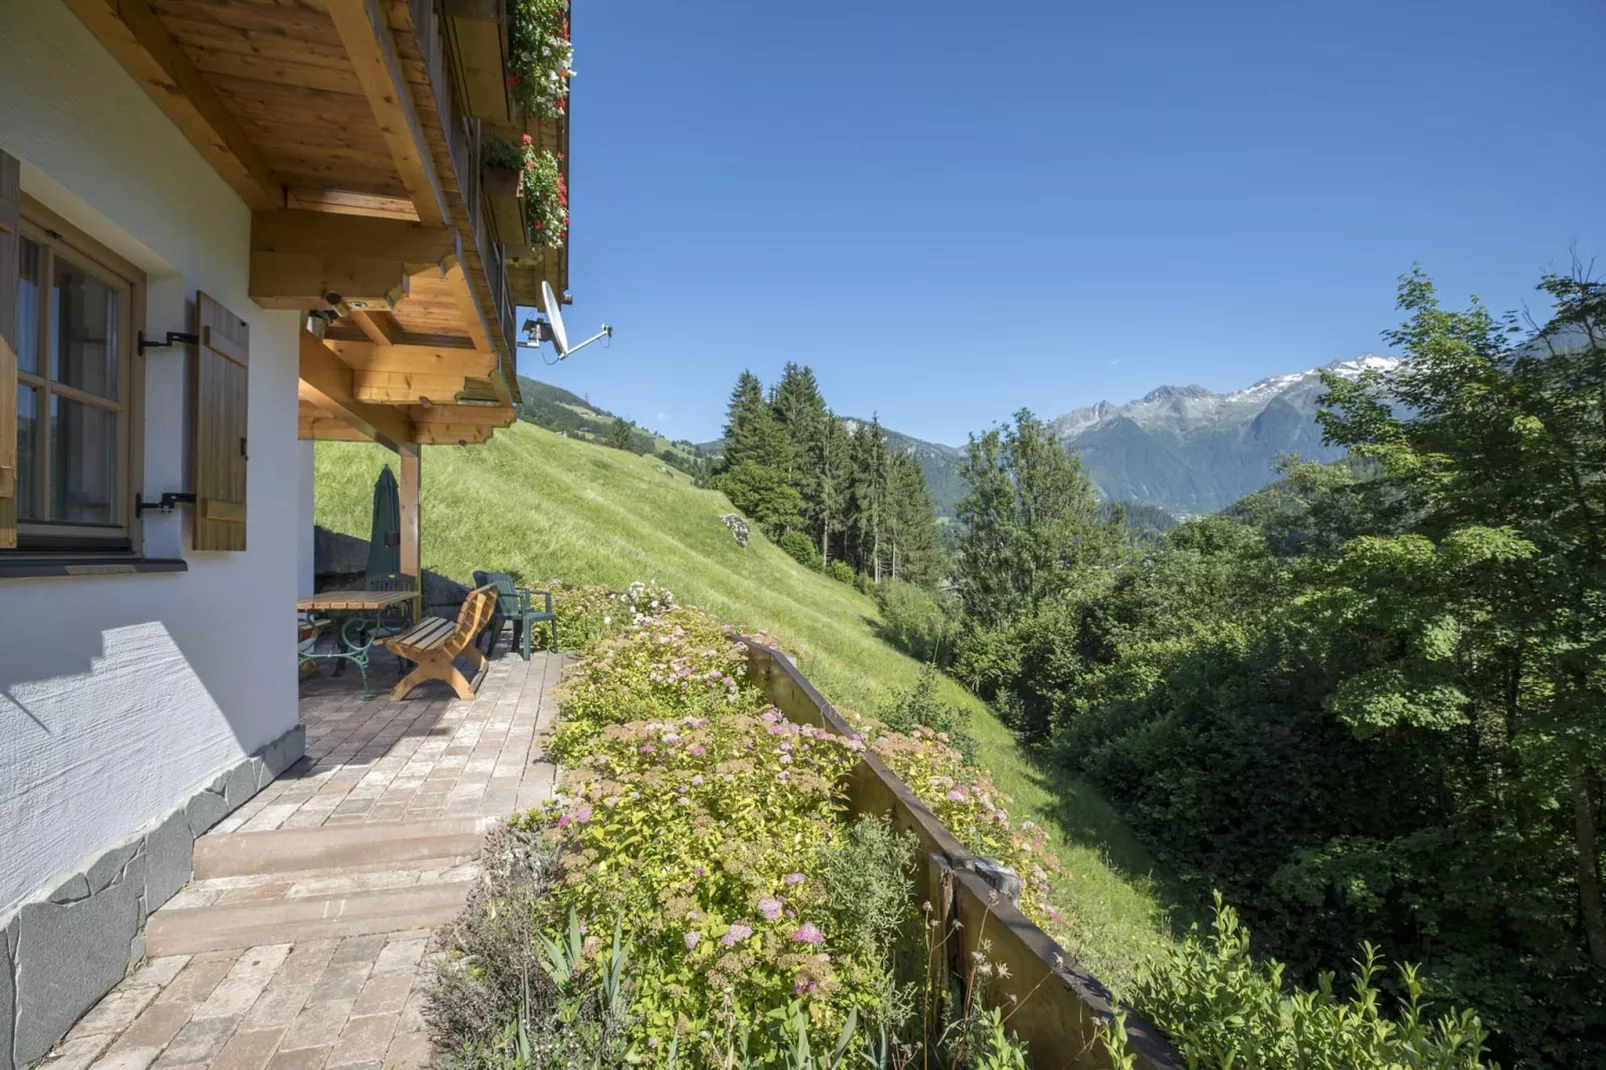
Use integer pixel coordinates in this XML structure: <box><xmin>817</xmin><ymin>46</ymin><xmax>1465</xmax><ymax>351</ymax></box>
<box><xmin>858</xmin><ymin>354</ymin><xmax>1399</xmax><ymax>517</ymax></box>
<box><xmin>525</xmin><ymin>355</ymin><xmax>1401</xmax><ymax>520</ymax></box>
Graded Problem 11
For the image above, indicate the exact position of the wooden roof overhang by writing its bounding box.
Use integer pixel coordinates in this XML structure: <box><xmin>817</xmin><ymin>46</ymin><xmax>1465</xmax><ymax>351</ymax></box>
<box><xmin>66</xmin><ymin>0</ymin><xmax>573</xmax><ymax>449</ymax></box>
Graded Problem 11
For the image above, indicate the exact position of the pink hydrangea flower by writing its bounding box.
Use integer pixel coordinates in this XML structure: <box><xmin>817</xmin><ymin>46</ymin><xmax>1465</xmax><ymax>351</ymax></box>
<box><xmin>945</xmin><ymin>789</ymin><xmax>968</xmax><ymax>802</ymax></box>
<box><xmin>691</xmin><ymin>774</ymin><xmax>704</xmax><ymax>786</ymax></box>
<box><xmin>758</xmin><ymin>897</ymin><xmax>783</xmax><ymax>920</ymax></box>
<box><xmin>689</xmin><ymin>745</ymin><xmax>706</xmax><ymax>757</ymax></box>
<box><xmin>640</xmin><ymin>743</ymin><xmax>655</xmax><ymax>754</ymax></box>
<box><xmin>791</xmin><ymin>922</ymin><xmax>824</xmax><ymax>945</ymax></box>
<box><xmin>573</xmin><ymin>804</ymin><xmax>593</xmax><ymax>824</ymax></box>
<box><xmin>662</xmin><ymin>732</ymin><xmax>682</xmax><ymax>745</ymax></box>
<box><xmin>784</xmin><ymin>872</ymin><xmax>805</xmax><ymax>886</ymax></box>
<box><xmin>684</xmin><ymin>931</ymin><xmax>700</xmax><ymax>950</ymax></box>
<box><xmin>722</xmin><ymin>922</ymin><xmax>752</xmax><ymax>946</ymax></box>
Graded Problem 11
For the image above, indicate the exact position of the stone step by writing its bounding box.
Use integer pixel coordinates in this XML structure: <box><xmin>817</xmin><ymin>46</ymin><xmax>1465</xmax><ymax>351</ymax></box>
<box><xmin>146</xmin><ymin>879</ymin><xmax>476</xmax><ymax>954</ymax></box>
<box><xmin>193</xmin><ymin>816</ymin><xmax>499</xmax><ymax>879</ymax></box>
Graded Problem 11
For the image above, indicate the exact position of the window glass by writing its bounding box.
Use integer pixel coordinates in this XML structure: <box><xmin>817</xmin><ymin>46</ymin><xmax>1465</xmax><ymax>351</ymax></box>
<box><xmin>50</xmin><ymin>395</ymin><xmax>117</xmax><ymax>525</ymax></box>
<box><xmin>18</xmin><ymin>238</ymin><xmax>40</xmax><ymax>375</ymax></box>
<box><xmin>51</xmin><ymin>255</ymin><xmax>118</xmax><ymax>401</ymax></box>
<box><xmin>16</xmin><ymin>386</ymin><xmax>37</xmax><ymax>521</ymax></box>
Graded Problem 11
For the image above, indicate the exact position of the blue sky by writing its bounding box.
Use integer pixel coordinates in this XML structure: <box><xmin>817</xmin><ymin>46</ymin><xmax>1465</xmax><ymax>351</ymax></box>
<box><xmin>517</xmin><ymin>0</ymin><xmax>1605</xmax><ymax>446</ymax></box>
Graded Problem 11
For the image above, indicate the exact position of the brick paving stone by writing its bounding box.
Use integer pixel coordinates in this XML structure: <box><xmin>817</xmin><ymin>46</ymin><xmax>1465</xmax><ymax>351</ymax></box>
<box><xmin>325</xmin><ymin>1014</ymin><xmax>399</xmax><ymax>1068</ymax></box>
<box><xmin>275</xmin><ymin>941</ymin><xmax>340</xmax><ymax>986</ymax></box>
<box><xmin>91</xmin><ymin>1046</ymin><xmax>165</xmax><ymax>1070</ymax></box>
<box><xmin>39</xmin><ymin>1032</ymin><xmax>113</xmax><ymax>1070</ymax></box>
<box><xmin>264</xmin><ymin>1045</ymin><xmax>330</xmax><ymax>1070</ymax></box>
<box><xmin>99</xmin><ymin>1003</ymin><xmax>194</xmax><ymax>1056</ymax></box>
<box><xmin>371</xmin><ymin>940</ymin><xmax>426</xmax><ymax>975</ymax></box>
<box><xmin>307</xmin><ymin>962</ymin><xmax>371</xmax><ymax>1004</ymax></box>
<box><xmin>156</xmin><ymin>1015</ymin><xmax>241</xmax><ymax>1066</ymax></box>
<box><xmin>67</xmin><ymin>986</ymin><xmax>160</xmax><ymax>1037</ymax></box>
<box><xmin>329</xmin><ymin>934</ymin><xmax>389</xmax><ymax>967</ymax></box>
<box><xmin>193</xmin><ymin>946</ymin><xmax>291</xmax><ymax>1020</ymax></box>
<box><xmin>127</xmin><ymin>957</ymin><xmax>192</xmax><ymax>989</ymax></box>
<box><xmin>155</xmin><ymin>956</ymin><xmax>237</xmax><ymax>1007</ymax></box>
<box><xmin>381</xmin><ymin>1031</ymin><xmax>431</xmax><ymax>1070</ymax></box>
<box><xmin>241</xmin><ymin>986</ymin><xmax>314</xmax><ymax>1030</ymax></box>
<box><xmin>209</xmin><ymin>1027</ymin><xmax>288</xmax><ymax>1070</ymax></box>
<box><xmin>280</xmin><ymin>999</ymin><xmax>354</xmax><ymax>1052</ymax></box>
<box><xmin>351</xmin><ymin>973</ymin><xmax>411</xmax><ymax>1018</ymax></box>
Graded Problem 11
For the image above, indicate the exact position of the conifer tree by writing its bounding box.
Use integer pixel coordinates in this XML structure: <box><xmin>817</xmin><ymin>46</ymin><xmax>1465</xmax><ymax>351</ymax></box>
<box><xmin>720</xmin><ymin>370</ymin><xmax>792</xmax><ymax>472</ymax></box>
<box><xmin>848</xmin><ymin>417</ymin><xmax>892</xmax><ymax>581</ymax></box>
<box><xmin>604</xmin><ymin>416</ymin><xmax>637</xmax><ymax>453</ymax></box>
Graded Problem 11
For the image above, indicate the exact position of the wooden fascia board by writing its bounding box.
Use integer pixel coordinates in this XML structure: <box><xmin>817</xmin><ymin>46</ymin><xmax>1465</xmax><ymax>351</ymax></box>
<box><xmin>63</xmin><ymin>0</ymin><xmax>282</xmax><ymax>211</ymax></box>
<box><xmin>253</xmin><ymin>210</ymin><xmax>455</xmax><ymax>268</ymax></box>
<box><xmin>326</xmin><ymin>340</ymin><xmax>497</xmax><ymax>377</ymax></box>
<box><xmin>326</xmin><ymin>0</ymin><xmax>449</xmax><ymax>228</ymax></box>
<box><xmin>298</xmin><ymin>329</ymin><xmax>414</xmax><ymax>448</ymax></box>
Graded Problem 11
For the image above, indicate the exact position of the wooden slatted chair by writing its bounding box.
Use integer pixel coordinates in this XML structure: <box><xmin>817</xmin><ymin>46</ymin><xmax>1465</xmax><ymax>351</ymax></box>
<box><xmin>386</xmin><ymin>584</ymin><xmax>498</xmax><ymax>701</ymax></box>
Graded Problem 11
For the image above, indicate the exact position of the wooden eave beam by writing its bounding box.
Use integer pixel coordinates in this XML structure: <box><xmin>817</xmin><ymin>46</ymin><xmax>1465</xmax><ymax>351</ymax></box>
<box><xmin>63</xmin><ymin>0</ymin><xmax>282</xmax><ymax>211</ymax></box>
<box><xmin>253</xmin><ymin>210</ymin><xmax>456</xmax><ymax>267</ymax></box>
<box><xmin>299</xmin><ymin>329</ymin><xmax>415</xmax><ymax>449</ymax></box>
<box><xmin>327</xmin><ymin>340</ymin><xmax>496</xmax><ymax>377</ymax></box>
<box><xmin>327</xmin><ymin>0</ymin><xmax>449</xmax><ymax>228</ymax></box>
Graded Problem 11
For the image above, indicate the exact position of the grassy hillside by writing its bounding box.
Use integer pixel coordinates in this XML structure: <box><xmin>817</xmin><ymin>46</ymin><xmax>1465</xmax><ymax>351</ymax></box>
<box><xmin>315</xmin><ymin>422</ymin><xmax>1177</xmax><ymax>986</ymax></box>
<box><xmin>516</xmin><ymin>375</ymin><xmax>701</xmax><ymax>472</ymax></box>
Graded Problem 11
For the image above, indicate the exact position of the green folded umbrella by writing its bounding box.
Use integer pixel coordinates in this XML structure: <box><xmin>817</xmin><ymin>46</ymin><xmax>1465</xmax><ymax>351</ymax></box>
<box><xmin>366</xmin><ymin>464</ymin><xmax>402</xmax><ymax>580</ymax></box>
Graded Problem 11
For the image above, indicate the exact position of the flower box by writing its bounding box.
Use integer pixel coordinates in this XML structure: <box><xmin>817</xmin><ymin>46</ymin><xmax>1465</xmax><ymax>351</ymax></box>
<box><xmin>481</xmin><ymin>164</ymin><xmax>527</xmax><ymax>248</ymax></box>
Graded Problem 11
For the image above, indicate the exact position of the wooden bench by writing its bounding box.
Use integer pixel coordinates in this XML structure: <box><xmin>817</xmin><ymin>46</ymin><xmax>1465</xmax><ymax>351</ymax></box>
<box><xmin>385</xmin><ymin>584</ymin><xmax>498</xmax><ymax>701</ymax></box>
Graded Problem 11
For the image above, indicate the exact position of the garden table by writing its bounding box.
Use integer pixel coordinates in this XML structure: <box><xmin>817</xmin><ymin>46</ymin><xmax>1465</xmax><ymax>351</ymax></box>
<box><xmin>297</xmin><ymin>589</ymin><xmax>419</xmax><ymax>699</ymax></box>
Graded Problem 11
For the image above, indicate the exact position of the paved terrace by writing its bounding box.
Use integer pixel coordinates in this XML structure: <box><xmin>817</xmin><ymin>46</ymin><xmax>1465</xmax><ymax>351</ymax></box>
<box><xmin>36</xmin><ymin>649</ymin><xmax>565</xmax><ymax>1070</ymax></box>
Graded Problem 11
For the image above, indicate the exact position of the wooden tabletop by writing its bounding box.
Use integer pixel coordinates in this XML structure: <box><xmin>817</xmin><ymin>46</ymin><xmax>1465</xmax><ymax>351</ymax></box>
<box><xmin>298</xmin><ymin>589</ymin><xmax>418</xmax><ymax>612</ymax></box>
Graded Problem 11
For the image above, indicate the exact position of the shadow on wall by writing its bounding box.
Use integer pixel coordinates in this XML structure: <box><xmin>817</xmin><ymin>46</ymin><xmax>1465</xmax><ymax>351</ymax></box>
<box><xmin>313</xmin><ymin>525</ymin><xmax>469</xmax><ymax>617</ymax></box>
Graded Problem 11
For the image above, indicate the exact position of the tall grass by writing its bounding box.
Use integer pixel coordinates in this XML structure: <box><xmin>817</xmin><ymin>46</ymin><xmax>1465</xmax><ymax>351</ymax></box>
<box><xmin>316</xmin><ymin>424</ymin><xmax>1177</xmax><ymax>986</ymax></box>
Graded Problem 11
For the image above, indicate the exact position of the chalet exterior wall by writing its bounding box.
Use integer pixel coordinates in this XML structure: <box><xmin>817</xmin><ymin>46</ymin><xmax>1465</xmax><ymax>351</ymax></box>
<box><xmin>0</xmin><ymin>4</ymin><xmax>305</xmax><ymax>1050</ymax></box>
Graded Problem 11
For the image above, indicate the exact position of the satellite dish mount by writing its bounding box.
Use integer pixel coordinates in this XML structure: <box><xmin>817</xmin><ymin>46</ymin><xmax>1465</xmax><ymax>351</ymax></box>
<box><xmin>519</xmin><ymin>281</ymin><xmax>612</xmax><ymax>361</ymax></box>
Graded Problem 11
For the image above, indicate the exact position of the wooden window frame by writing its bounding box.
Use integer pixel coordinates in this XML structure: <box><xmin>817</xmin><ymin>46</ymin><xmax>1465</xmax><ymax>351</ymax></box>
<box><xmin>11</xmin><ymin>195</ymin><xmax>146</xmax><ymax>555</ymax></box>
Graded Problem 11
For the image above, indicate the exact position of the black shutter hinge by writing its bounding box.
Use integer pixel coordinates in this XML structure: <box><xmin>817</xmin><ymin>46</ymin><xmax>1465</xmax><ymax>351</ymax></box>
<box><xmin>135</xmin><ymin>491</ymin><xmax>197</xmax><ymax>516</ymax></box>
<box><xmin>137</xmin><ymin>330</ymin><xmax>199</xmax><ymax>356</ymax></box>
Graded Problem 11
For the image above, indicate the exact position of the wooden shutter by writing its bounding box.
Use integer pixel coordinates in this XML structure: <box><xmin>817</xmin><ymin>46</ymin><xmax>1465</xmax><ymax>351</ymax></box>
<box><xmin>192</xmin><ymin>292</ymin><xmax>249</xmax><ymax>551</ymax></box>
<box><xmin>0</xmin><ymin>151</ymin><xmax>19</xmax><ymax>549</ymax></box>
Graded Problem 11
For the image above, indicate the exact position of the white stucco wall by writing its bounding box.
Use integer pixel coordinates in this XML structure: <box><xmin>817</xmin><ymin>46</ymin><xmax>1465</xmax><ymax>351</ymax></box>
<box><xmin>0</xmin><ymin>1</ymin><xmax>301</xmax><ymax>912</ymax></box>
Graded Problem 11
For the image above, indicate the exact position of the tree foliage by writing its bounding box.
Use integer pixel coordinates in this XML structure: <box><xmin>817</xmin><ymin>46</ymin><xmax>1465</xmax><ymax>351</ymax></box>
<box><xmin>957</xmin><ymin>265</ymin><xmax>1606</xmax><ymax>1067</ymax></box>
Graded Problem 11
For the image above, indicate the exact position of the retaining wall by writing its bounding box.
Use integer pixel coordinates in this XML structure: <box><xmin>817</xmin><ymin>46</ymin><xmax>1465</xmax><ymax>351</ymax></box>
<box><xmin>742</xmin><ymin>640</ymin><xmax>1180</xmax><ymax>1070</ymax></box>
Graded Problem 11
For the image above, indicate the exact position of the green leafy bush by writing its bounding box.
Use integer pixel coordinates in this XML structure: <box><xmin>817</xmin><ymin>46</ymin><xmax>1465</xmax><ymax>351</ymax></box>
<box><xmin>1109</xmin><ymin>894</ymin><xmax>1492</xmax><ymax>1069</ymax></box>
<box><xmin>709</xmin><ymin>463</ymin><xmax>805</xmax><ymax>537</ymax></box>
<box><xmin>876</xmin><ymin>666</ymin><xmax>977</xmax><ymax>765</ymax></box>
<box><xmin>872</xmin><ymin>580</ymin><xmax>959</xmax><ymax>665</ymax></box>
<box><xmin>546</xmin><ymin>580</ymin><xmax>674</xmax><ymax>655</ymax></box>
<box><xmin>826</xmin><ymin>560</ymin><xmax>854</xmax><ymax>585</ymax></box>
<box><xmin>777</xmin><ymin>530</ymin><xmax>823</xmax><ymax>572</ymax></box>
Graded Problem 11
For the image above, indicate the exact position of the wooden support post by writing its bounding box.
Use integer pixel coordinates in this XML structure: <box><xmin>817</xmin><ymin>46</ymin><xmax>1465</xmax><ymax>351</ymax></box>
<box><xmin>400</xmin><ymin>444</ymin><xmax>421</xmax><ymax>609</ymax></box>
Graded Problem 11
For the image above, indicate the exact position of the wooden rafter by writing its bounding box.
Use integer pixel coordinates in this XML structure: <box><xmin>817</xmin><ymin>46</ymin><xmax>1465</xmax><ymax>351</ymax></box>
<box><xmin>63</xmin><ymin>0</ymin><xmax>282</xmax><ymax>211</ymax></box>
<box><xmin>298</xmin><ymin>329</ymin><xmax>414</xmax><ymax>448</ymax></box>
<box><xmin>326</xmin><ymin>0</ymin><xmax>449</xmax><ymax>228</ymax></box>
<box><xmin>349</xmin><ymin>311</ymin><xmax>398</xmax><ymax>346</ymax></box>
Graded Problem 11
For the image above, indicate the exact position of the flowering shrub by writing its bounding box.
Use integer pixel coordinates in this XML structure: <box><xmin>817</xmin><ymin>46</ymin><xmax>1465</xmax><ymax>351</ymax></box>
<box><xmin>547</xmin><ymin>580</ymin><xmax>674</xmax><ymax>655</ymax></box>
<box><xmin>507</xmin><ymin>0</ymin><xmax>572</xmax><ymax>120</ymax></box>
<box><xmin>844</xmin><ymin>712</ymin><xmax>1065</xmax><ymax>932</ymax></box>
<box><xmin>551</xmin><ymin>607</ymin><xmax>765</xmax><ymax>754</ymax></box>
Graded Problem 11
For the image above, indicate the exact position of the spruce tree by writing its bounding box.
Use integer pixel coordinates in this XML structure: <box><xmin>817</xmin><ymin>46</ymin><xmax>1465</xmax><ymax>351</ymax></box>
<box><xmin>848</xmin><ymin>417</ymin><xmax>892</xmax><ymax>581</ymax></box>
<box><xmin>604</xmin><ymin>416</ymin><xmax>637</xmax><ymax>453</ymax></box>
<box><xmin>887</xmin><ymin>452</ymin><xmax>944</xmax><ymax>586</ymax></box>
<box><xmin>720</xmin><ymin>370</ymin><xmax>792</xmax><ymax>472</ymax></box>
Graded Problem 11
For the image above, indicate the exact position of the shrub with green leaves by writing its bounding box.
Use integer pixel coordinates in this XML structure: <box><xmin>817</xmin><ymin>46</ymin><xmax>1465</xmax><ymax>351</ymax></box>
<box><xmin>778</xmin><ymin>529</ymin><xmax>823</xmax><ymax>572</ymax></box>
<box><xmin>827</xmin><ymin>559</ymin><xmax>855</xmax><ymax>585</ymax></box>
<box><xmin>1107</xmin><ymin>894</ymin><xmax>1493</xmax><ymax>1069</ymax></box>
<box><xmin>876</xmin><ymin>666</ymin><xmax>977</xmax><ymax>765</ymax></box>
<box><xmin>872</xmin><ymin>580</ymin><xmax>959</xmax><ymax>665</ymax></box>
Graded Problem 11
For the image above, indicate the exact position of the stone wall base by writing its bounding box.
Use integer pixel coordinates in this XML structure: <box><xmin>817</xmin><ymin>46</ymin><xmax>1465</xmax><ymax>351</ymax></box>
<box><xmin>0</xmin><ymin>724</ymin><xmax>305</xmax><ymax>1070</ymax></box>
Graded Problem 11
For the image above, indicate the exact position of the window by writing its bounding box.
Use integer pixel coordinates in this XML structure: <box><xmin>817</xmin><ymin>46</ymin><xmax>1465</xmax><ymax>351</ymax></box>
<box><xmin>11</xmin><ymin>212</ymin><xmax>139</xmax><ymax>551</ymax></box>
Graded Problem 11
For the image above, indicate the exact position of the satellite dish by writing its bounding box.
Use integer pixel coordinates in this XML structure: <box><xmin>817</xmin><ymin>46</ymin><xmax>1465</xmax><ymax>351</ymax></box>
<box><xmin>518</xmin><ymin>281</ymin><xmax>612</xmax><ymax>360</ymax></box>
<box><xmin>541</xmin><ymin>281</ymin><xmax>570</xmax><ymax>355</ymax></box>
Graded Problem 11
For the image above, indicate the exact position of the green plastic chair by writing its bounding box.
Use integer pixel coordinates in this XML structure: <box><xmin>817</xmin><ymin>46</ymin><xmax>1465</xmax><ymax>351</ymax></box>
<box><xmin>472</xmin><ymin>570</ymin><xmax>557</xmax><ymax>660</ymax></box>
